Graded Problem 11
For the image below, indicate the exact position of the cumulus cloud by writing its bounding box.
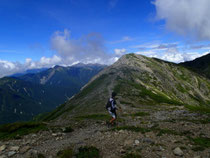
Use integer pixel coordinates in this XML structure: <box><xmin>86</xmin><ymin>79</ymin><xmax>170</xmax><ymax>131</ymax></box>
<box><xmin>51</xmin><ymin>29</ymin><xmax>111</xmax><ymax>65</ymax></box>
<box><xmin>154</xmin><ymin>0</ymin><xmax>210</xmax><ymax>40</ymax></box>
<box><xmin>0</xmin><ymin>60</ymin><xmax>23</xmax><ymax>77</ymax></box>
<box><xmin>0</xmin><ymin>55</ymin><xmax>63</xmax><ymax>78</ymax></box>
<box><xmin>136</xmin><ymin>47</ymin><xmax>209</xmax><ymax>63</ymax></box>
<box><xmin>114</xmin><ymin>48</ymin><xmax>127</xmax><ymax>56</ymax></box>
<box><xmin>24</xmin><ymin>55</ymin><xmax>62</xmax><ymax>69</ymax></box>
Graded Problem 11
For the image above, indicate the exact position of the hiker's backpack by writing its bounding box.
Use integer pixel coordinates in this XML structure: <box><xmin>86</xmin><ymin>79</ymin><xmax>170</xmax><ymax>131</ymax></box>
<box><xmin>106</xmin><ymin>99</ymin><xmax>112</xmax><ymax>110</ymax></box>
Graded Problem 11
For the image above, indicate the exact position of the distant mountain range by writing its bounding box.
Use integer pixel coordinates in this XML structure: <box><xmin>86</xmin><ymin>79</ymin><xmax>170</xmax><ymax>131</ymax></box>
<box><xmin>10</xmin><ymin>68</ymin><xmax>48</xmax><ymax>77</ymax></box>
<box><xmin>42</xmin><ymin>53</ymin><xmax>210</xmax><ymax>121</ymax></box>
<box><xmin>0</xmin><ymin>64</ymin><xmax>106</xmax><ymax>124</ymax></box>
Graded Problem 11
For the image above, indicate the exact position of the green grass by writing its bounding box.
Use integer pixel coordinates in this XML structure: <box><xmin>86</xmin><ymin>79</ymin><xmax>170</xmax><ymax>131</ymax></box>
<box><xmin>152</xmin><ymin>127</ymin><xmax>193</xmax><ymax>137</ymax></box>
<box><xmin>176</xmin><ymin>83</ymin><xmax>188</xmax><ymax>93</ymax></box>
<box><xmin>75</xmin><ymin>74</ymin><xmax>108</xmax><ymax>99</ymax></box>
<box><xmin>41</xmin><ymin>103</ymin><xmax>69</xmax><ymax>121</ymax></box>
<box><xmin>192</xmin><ymin>146</ymin><xmax>205</xmax><ymax>151</ymax></box>
<box><xmin>131</xmin><ymin>112</ymin><xmax>150</xmax><ymax>117</ymax></box>
<box><xmin>156</xmin><ymin>128</ymin><xmax>180</xmax><ymax>136</ymax></box>
<box><xmin>57</xmin><ymin>148</ymin><xmax>74</xmax><ymax>158</ymax></box>
<box><xmin>0</xmin><ymin>122</ymin><xmax>47</xmax><ymax>140</ymax></box>
<box><xmin>112</xmin><ymin>126</ymin><xmax>151</xmax><ymax>134</ymax></box>
<box><xmin>188</xmin><ymin>136</ymin><xmax>210</xmax><ymax>151</ymax></box>
<box><xmin>185</xmin><ymin>105</ymin><xmax>210</xmax><ymax>114</ymax></box>
<box><xmin>120</xmin><ymin>100</ymin><xmax>133</xmax><ymax>106</ymax></box>
<box><xmin>114</xmin><ymin>82</ymin><xmax>122</xmax><ymax>94</ymax></box>
<box><xmin>123</xmin><ymin>112</ymin><xmax>150</xmax><ymax>118</ymax></box>
<box><xmin>122</xmin><ymin>153</ymin><xmax>142</xmax><ymax>158</ymax></box>
<box><xmin>128</xmin><ymin>82</ymin><xmax>183</xmax><ymax>105</ymax></box>
<box><xmin>192</xmin><ymin>137</ymin><xmax>210</xmax><ymax>148</ymax></box>
<box><xmin>75</xmin><ymin>146</ymin><xmax>100</xmax><ymax>158</ymax></box>
<box><xmin>75</xmin><ymin>114</ymin><xmax>110</xmax><ymax>120</ymax></box>
<box><xmin>179</xmin><ymin>118</ymin><xmax>210</xmax><ymax>124</ymax></box>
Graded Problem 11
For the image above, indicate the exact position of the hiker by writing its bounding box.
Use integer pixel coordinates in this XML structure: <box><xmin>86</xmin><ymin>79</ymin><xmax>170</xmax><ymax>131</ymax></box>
<box><xmin>106</xmin><ymin>92</ymin><xmax>119</xmax><ymax>126</ymax></box>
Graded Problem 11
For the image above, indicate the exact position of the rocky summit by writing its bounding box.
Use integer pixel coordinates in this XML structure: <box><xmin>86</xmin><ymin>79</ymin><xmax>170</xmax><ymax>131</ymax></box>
<box><xmin>0</xmin><ymin>54</ymin><xmax>210</xmax><ymax>158</ymax></box>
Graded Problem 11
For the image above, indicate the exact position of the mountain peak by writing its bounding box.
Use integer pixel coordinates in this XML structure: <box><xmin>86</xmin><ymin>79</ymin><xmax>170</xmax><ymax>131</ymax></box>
<box><xmin>44</xmin><ymin>53</ymin><xmax>210</xmax><ymax>123</ymax></box>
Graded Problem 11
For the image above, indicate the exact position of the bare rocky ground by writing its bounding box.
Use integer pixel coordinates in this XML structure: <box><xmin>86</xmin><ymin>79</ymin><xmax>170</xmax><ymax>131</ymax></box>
<box><xmin>0</xmin><ymin>105</ymin><xmax>210</xmax><ymax>158</ymax></box>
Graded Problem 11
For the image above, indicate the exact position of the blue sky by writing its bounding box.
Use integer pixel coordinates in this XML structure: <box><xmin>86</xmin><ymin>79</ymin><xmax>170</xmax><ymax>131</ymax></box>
<box><xmin>0</xmin><ymin>0</ymin><xmax>210</xmax><ymax>77</ymax></box>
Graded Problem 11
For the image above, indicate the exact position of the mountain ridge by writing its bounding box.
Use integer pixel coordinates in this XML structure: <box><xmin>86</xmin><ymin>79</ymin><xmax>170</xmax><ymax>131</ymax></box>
<box><xmin>43</xmin><ymin>53</ymin><xmax>210</xmax><ymax>122</ymax></box>
<box><xmin>180</xmin><ymin>53</ymin><xmax>210</xmax><ymax>79</ymax></box>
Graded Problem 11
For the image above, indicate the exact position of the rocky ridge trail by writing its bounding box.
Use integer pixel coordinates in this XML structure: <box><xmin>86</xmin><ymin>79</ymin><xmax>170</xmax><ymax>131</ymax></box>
<box><xmin>0</xmin><ymin>105</ymin><xmax>209</xmax><ymax>158</ymax></box>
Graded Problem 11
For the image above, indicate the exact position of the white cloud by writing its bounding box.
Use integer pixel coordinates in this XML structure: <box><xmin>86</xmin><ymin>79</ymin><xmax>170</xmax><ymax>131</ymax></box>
<box><xmin>154</xmin><ymin>0</ymin><xmax>210</xmax><ymax>40</ymax></box>
<box><xmin>114</xmin><ymin>48</ymin><xmax>127</xmax><ymax>56</ymax></box>
<box><xmin>50</xmin><ymin>29</ymin><xmax>113</xmax><ymax>65</ymax></box>
<box><xmin>0</xmin><ymin>60</ymin><xmax>22</xmax><ymax>77</ymax></box>
<box><xmin>136</xmin><ymin>48</ymin><xmax>209</xmax><ymax>63</ymax></box>
<box><xmin>0</xmin><ymin>55</ymin><xmax>63</xmax><ymax>78</ymax></box>
<box><xmin>40</xmin><ymin>55</ymin><xmax>61</xmax><ymax>65</ymax></box>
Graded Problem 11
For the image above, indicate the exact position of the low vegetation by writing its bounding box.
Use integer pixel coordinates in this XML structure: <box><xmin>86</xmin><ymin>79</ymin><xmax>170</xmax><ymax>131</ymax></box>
<box><xmin>75</xmin><ymin>114</ymin><xmax>110</xmax><ymax>120</ymax></box>
<box><xmin>37</xmin><ymin>153</ymin><xmax>46</xmax><ymax>158</ymax></box>
<box><xmin>185</xmin><ymin>105</ymin><xmax>210</xmax><ymax>114</ymax></box>
<box><xmin>112</xmin><ymin>125</ymin><xmax>190</xmax><ymax>137</ymax></box>
<box><xmin>155</xmin><ymin>128</ymin><xmax>180</xmax><ymax>136</ymax></box>
<box><xmin>179</xmin><ymin>118</ymin><xmax>210</xmax><ymax>124</ymax></box>
<box><xmin>131</xmin><ymin>112</ymin><xmax>150</xmax><ymax>117</ymax></box>
<box><xmin>122</xmin><ymin>153</ymin><xmax>142</xmax><ymax>158</ymax></box>
<box><xmin>57</xmin><ymin>148</ymin><xmax>74</xmax><ymax>158</ymax></box>
<box><xmin>190</xmin><ymin>137</ymin><xmax>210</xmax><ymax>151</ymax></box>
<box><xmin>75</xmin><ymin>146</ymin><xmax>100</xmax><ymax>158</ymax></box>
<box><xmin>57</xmin><ymin>146</ymin><xmax>100</xmax><ymax>158</ymax></box>
<box><xmin>63</xmin><ymin>126</ymin><xmax>74</xmax><ymax>133</ymax></box>
<box><xmin>0</xmin><ymin>122</ymin><xmax>47</xmax><ymax>140</ymax></box>
<box><xmin>75</xmin><ymin>74</ymin><xmax>108</xmax><ymax>99</ymax></box>
<box><xmin>112</xmin><ymin>126</ymin><xmax>151</xmax><ymax>134</ymax></box>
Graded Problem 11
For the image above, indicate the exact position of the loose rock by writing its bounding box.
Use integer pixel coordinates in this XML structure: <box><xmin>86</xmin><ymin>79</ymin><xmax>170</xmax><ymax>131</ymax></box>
<box><xmin>142</xmin><ymin>138</ymin><xmax>154</xmax><ymax>144</ymax></box>
<box><xmin>134</xmin><ymin>140</ymin><xmax>140</xmax><ymax>145</ymax></box>
<box><xmin>0</xmin><ymin>145</ymin><xmax>6</xmax><ymax>152</ymax></box>
<box><xmin>173</xmin><ymin>147</ymin><xmax>184</xmax><ymax>156</ymax></box>
<box><xmin>8</xmin><ymin>151</ymin><xmax>16</xmax><ymax>157</ymax></box>
<box><xmin>20</xmin><ymin>146</ymin><xmax>31</xmax><ymax>154</ymax></box>
<box><xmin>10</xmin><ymin>146</ymin><xmax>20</xmax><ymax>151</ymax></box>
<box><xmin>124</xmin><ymin>139</ymin><xmax>133</xmax><ymax>146</ymax></box>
